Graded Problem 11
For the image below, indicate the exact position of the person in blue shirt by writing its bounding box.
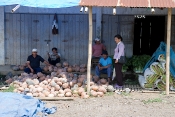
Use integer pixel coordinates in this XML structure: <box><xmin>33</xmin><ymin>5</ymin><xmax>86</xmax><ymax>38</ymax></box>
<box><xmin>95</xmin><ymin>51</ymin><xmax>112</xmax><ymax>83</ymax></box>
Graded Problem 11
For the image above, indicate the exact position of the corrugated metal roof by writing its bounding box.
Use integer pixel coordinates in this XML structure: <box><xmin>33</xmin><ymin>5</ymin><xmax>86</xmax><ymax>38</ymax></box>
<box><xmin>79</xmin><ymin>0</ymin><xmax>175</xmax><ymax>8</ymax></box>
<box><xmin>119</xmin><ymin>0</ymin><xmax>149</xmax><ymax>7</ymax></box>
<box><xmin>79</xmin><ymin>0</ymin><xmax>118</xmax><ymax>7</ymax></box>
<box><xmin>150</xmin><ymin>0</ymin><xmax>175</xmax><ymax>8</ymax></box>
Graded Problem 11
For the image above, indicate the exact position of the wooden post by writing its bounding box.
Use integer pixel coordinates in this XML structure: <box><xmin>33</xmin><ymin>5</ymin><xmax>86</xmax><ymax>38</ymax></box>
<box><xmin>87</xmin><ymin>6</ymin><xmax>93</xmax><ymax>94</ymax></box>
<box><xmin>166</xmin><ymin>8</ymin><xmax>172</xmax><ymax>95</ymax></box>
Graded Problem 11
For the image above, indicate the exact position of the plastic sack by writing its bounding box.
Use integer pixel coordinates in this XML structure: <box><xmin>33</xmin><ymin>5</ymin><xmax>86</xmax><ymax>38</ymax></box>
<box><xmin>138</xmin><ymin>75</ymin><xmax>146</xmax><ymax>88</ymax></box>
<box><xmin>143</xmin><ymin>42</ymin><xmax>175</xmax><ymax>79</ymax></box>
<box><xmin>144</xmin><ymin>68</ymin><xmax>154</xmax><ymax>79</ymax></box>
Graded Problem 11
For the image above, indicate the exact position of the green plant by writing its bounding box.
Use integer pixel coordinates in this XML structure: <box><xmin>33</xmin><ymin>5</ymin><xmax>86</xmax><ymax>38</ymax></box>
<box><xmin>142</xmin><ymin>98</ymin><xmax>162</xmax><ymax>104</ymax></box>
<box><xmin>2</xmin><ymin>85</ymin><xmax>15</xmax><ymax>92</ymax></box>
<box><xmin>105</xmin><ymin>92</ymin><xmax>114</xmax><ymax>96</ymax></box>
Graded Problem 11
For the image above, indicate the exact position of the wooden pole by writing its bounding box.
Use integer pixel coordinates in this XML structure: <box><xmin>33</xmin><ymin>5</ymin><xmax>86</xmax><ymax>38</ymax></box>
<box><xmin>87</xmin><ymin>6</ymin><xmax>93</xmax><ymax>94</ymax></box>
<box><xmin>166</xmin><ymin>8</ymin><xmax>172</xmax><ymax>95</ymax></box>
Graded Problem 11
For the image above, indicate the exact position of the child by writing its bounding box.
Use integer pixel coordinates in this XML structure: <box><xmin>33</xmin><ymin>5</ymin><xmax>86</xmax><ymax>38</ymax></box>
<box><xmin>48</xmin><ymin>47</ymin><xmax>61</xmax><ymax>66</ymax></box>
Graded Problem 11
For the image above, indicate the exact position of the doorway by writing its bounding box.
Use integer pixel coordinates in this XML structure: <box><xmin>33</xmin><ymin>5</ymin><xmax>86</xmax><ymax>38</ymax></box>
<box><xmin>133</xmin><ymin>16</ymin><xmax>165</xmax><ymax>55</ymax></box>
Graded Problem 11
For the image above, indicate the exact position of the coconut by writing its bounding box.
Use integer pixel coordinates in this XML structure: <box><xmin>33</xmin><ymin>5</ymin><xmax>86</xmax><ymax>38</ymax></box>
<box><xmin>67</xmin><ymin>67</ymin><xmax>73</xmax><ymax>73</ymax></box>
<box><xmin>48</xmin><ymin>66</ymin><xmax>53</xmax><ymax>72</ymax></box>
<box><xmin>43</xmin><ymin>66</ymin><xmax>49</xmax><ymax>72</ymax></box>
<box><xmin>58</xmin><ymin>89</ymin><xmax>65</xmax><ymax>94</ymax></box>
<box><xmin>91</xmin><ymin>85</ymin><xmax>99</xmax><ymax>91</ymax></box>
<box><xmin>77</xmin><ymin>82</ymin><xmax>83</xmax><ymax>87</ymax></box>
<box><xmin>62</xmin><ymin>83</ymin><xmax>69</xmax><ymax>89</ymax></box>
<box><xmin>100</xmin><ymin>78</ymin><xmax>107</xmax><ymax>84</ymax></box>
<box><xmin>36</xmin><ymin>72</ymin><xmax>43</xmax><ymax>77</ymax></box>
<box><xmin>55</xmin><ymin>85</ymin><xmax>60</xmax><ymax>91</ymax></box>
<box><xmin>78</xmin><ymin>87</ymin><xmax>85</xmax><ymax>96</ymax></box>
<box><xmin>64</xmin><ymin>88</ymin><xmax>72</xmax><ymax>93</ymax></box>
<box><xmin>18</xmin><ymin>87</ymin><xmax>24</xmax><ymax>92</ymax></box>
<box><xmin>75</xmin><ymin>66</ymin><xmax>80</xmax><ymax>72</ymax></box>
<box><xmin>50</xmin><ymin>80</ymin><xmax>57</xmax><ymax>87</ymax></box>
<box><xmin>58</xmin><ymin>94</ymin><xmax>64</xmax><ymax>97</ymax></box>
<box><xmin>48</xmin><ymin>94</ymin><xmax>55</xmax><ymax>97</ymax></box>
<box><xmin>56</xmin><ymin>81</ymin><xmax>62</xmax><ymax>86</ymax></box>
<box><xmin>97</xmin><ymin>92</ymin><xmax>104</xmax><ymax>97</ymax></box>
<box><xmin>65</xmin><ymin>92</ymin><xmax>72</xmax><ymax>97</ymax></box>
<box><xmin>63</xmin><ymin>62</ymin><xmax>69</xmax><ymax>67</ymax></box>
<box><xmin>93</xmin><ymin>76</ymin><xmax>99</xmax><ymax>83</ymax></box>
<box><xmin>56</xmin><ymin>63</ymin><xmax>62</xmax><ymax>67</ymax></box>
<box><xmin>80</xmin><ymin>68</ymin><xmax>86</xmax><ymax>73</ymax></box>
<box><xmin>19</xmin><ymin>65</ymin><xmax>25</xmax><ymax>71</ymax></box>
<box><xmin>107</xmin><ymin>85</ymin><xmax>115</xmax><ymax>92</ymax></box>
<box><xmin>26</xmin><ymin>93</ymin><xmax>33</xmax><ymax>97</ymax></box>
<box><xmin>90</xmin><ymin>91</ymin><xmax>98</xmax><ymax>97</ymax></box>
<box><xmin>33</xmin><ymin>93</ymin><xmax>39</xmax><ymax>97</ymax></box>
<box><xmin>98</xmin><ymin>86</ymin><xmax>107</xmax><ymax>94</ymax></box>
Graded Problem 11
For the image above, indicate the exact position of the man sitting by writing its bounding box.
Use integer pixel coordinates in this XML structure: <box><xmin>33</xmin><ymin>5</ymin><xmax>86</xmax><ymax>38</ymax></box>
<box><xmin>95</xmin><ymin>51</ymin><xmax>112</xmax><ymax>82</ymax></box>
<box><xmin>24</xmin><ymin>49</ymin><xmax>52</xmax><ymax>74</ymax></box>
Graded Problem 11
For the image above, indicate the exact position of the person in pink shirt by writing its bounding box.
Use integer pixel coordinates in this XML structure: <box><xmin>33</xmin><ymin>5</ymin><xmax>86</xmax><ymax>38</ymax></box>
<box><xmin>92</xmin><ymin>38</ymin><xmax>106</xmax><ymax>58</ymax></box>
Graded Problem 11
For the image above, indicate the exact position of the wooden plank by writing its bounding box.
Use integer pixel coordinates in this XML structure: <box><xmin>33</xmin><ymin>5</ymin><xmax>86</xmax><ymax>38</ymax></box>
<box><xmin>16</xmin><ymin>14</ymin><xmax>21</xmax><ymax>65</ymax></box>
<box><xmin>79</xmin><ymin>14</ymin><xmax>84</xmax><ymax>65</ymax></box>
<box><xmin>37</xmin><ymin>97</ymin><xmax>74</xmax><ymax>101</ymax></box>
<box><xmin>12</xmin><ymin>14</ymin><xmax>18</xmax><ymax>65</ymax></box>
<box><xmin>67</xmin><ymin>15</ymin><xmax>75</xmax><ymax>65</ymax></box>
<box><xmin>20</xmin><ymin>14</ymin><xmax>25</xmax><ymax>64</ymax></box>
<box><xmin>75</xmin><ymin>15</ymin><xmax>80</xmax><ymax>65</ymax></box>
<box><xmin>110</xmin><ymin>16</ymin><xmax>118</xmax><ymax>55</ymax></box>
<box><xmin>36</xmin><ymin>14</ymin><xmax>41</xmax><ymax>59</ymax></box>
<box><xmin>102</xmin><ymin>15</ymin><xmax>109</xmax><ymax>55</ymax></box>
<box><xmin>87</xmin><ymin>6</ymin><xmax>93</xmax><ymax>94</ymax></box>
<box><xmin>166</xmin><ymin>8</ymin><xmax>172</xmax><ymax>95</ymax></box>
<box><xmin>60</xmin><ymin>15</ymin><xmax>65</xmax><ymax>62</ymax></box>
<box><xmin>31</xmin><ymin>15</ymin><xmax>37</xmax><ymax>50</ymax></box>
<box><xmin>49</xmin><ymin>14</ymin><xmax>54</xmax><ymax>55</ymax></box>
<box><xmin>27</xmin><ymin>14</ymin><xmax>32</xmax><ymax>57</ymax></box>
<box><xmin>5</xmin><ymin>14</ymin><xmax>10</xmax><ymax>64</ymax></box>
<box><xmin>57</xmin><ymin>15</ymin><xmax>62</xmax><ymax>62</ymax></box>
<box><xmin>64</xmin><ymin>15</ymin><xmax>69</xmax><ymax>63</ymax></box>
<box><xmin>141</xmin><ymin>90</ymin><xmax>175</xmax><ymax>94</ymax></box>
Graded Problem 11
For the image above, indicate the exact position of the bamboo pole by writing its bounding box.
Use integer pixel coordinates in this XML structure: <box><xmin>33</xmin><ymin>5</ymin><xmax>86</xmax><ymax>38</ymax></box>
<box><xmin>87</xmin><ymin>6</ymin><xmax>93</xmax><ymax>94</ymax></box>
<box><xmin>166</xmin><ymin>8</ymin><xmax>172</xmax><ymax>95</ymax></box>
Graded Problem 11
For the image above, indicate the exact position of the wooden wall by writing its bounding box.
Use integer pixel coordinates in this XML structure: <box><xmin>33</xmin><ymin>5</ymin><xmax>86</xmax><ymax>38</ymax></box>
<box><xmin>101</xmin><ymin>15</ymin><xmax>134</xmax><ymax>57</ymax></box>
<box><xmin>5</xmin><ymin>13</ymin><xmax>96</xmax><ymax>65</ymax></box>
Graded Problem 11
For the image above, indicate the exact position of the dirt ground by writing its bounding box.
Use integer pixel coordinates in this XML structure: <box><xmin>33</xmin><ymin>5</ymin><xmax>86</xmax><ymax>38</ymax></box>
<box><xmin>45</xmin><ymin>92</ymin><xmax>175</xmax><ymax>117</ymax></box>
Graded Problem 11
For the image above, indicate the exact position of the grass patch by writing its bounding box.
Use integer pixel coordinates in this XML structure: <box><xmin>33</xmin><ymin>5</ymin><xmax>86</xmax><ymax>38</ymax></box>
<box><xmin>121</xmin><ymin>92</ymin><xmax>130</xmax><ymax>96</ymax></box>
<box><xmin>105</xmin><ymin>92</ymin><xmax>115</xmax><ymax>96</ymax></box>
<box><xmin>142</xmin><ymin>98</ymin><xmax>162</xmax><ymax>104</ymax></box>
<box><xmin>2</xmin><ymin>85</ymin><xmax>15</xmax><ymax>92</ymax></box>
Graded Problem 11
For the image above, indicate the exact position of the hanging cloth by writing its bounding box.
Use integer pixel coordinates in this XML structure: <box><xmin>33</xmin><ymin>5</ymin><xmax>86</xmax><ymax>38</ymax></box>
<box><xmin>52</xmin><ymin>14</ymin><xmax>58</xmax><ymax>35</ymax></box>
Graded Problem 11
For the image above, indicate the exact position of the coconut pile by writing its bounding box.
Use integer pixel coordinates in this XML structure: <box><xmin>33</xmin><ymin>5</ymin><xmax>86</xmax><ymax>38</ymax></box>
<box><xmin>7</xmin><ymin>62</ymin><xmax>115</xmax><ymax>99</ymax></box>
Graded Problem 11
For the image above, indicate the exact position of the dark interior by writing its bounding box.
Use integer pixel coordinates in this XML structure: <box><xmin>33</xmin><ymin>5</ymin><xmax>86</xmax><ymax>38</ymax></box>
<box><xmin>133</xmin><ymin>16</ymin><xmax>165</xmax><ymax>55</ymax></box>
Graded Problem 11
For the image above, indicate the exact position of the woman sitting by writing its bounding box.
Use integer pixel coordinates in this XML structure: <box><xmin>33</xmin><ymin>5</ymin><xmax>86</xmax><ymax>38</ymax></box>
<box><xmin>92</xmin><ymin>38</ymin><xmax>106</xmax><ymax>58</ymax></box>
<box><xmin>47</xmin><ymin>47</ymin><xmax>61</xmax><ymax>66</ymax></box>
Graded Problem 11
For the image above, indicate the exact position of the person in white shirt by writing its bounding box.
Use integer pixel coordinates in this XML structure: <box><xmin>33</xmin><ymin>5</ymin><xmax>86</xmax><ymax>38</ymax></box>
<box><xmin>47</xmin><ymin>47</ymin><xmax>61</xmax><ymax>66</ymax></box>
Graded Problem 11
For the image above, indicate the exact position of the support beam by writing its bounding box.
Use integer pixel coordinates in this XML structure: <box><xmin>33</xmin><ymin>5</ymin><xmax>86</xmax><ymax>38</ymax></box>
<box><xmin>0</xmin><ymin>6</ymin><xmax>5</xmax><ymax>65</ymax></box>
<box><xmin>87</xmin><ymin>6</ymin><xmax>93</xmax><ymax>94</ymax></box>
<box><xmin>166</xmin><ymin>8</ymin><xmax>172</xmax><ymax>95</ymax></box>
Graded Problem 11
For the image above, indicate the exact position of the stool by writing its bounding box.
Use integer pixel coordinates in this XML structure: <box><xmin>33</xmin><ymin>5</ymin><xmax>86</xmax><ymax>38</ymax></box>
<box><xmin>91</xmin><ymin>58</ymin><xmax>100</xmax><ymax>68</ymax></box>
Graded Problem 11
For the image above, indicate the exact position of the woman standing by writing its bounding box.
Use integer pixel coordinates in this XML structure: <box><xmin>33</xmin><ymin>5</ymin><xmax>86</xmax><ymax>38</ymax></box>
<box><xmin>113</xmin><ymin>35</ymin><xmax>125</xmax><ymax>88</ymax></box>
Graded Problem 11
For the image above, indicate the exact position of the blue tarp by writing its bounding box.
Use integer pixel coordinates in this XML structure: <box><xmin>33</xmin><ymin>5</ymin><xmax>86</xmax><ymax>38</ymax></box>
<box><xmin>144</xmin><ymin>42</ymin><xmax>175</xmax><ymax>79</ymax></box>
<box><xmin>0</xmin><ymin>92</ymin><xmax>57</xmax><ymax>117</ymax></box>
<box><xmin>0</xmin><ymin>0</ymin><xmax>79</xmax><ymax>8</ymax></box>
